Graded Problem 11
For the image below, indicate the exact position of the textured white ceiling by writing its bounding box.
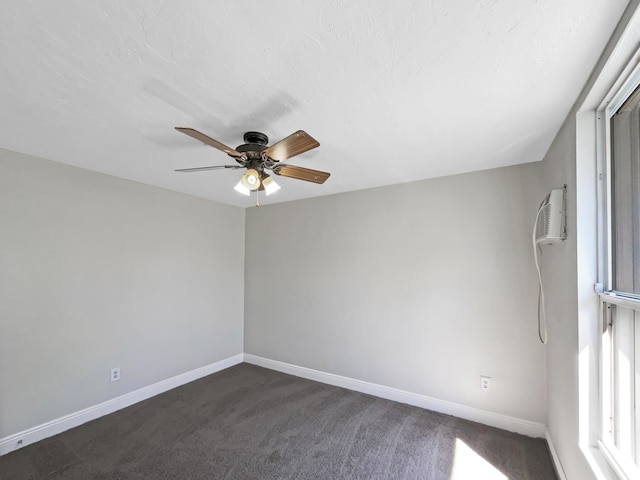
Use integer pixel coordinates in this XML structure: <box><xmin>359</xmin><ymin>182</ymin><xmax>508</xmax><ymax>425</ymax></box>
<box><xmin>0</xmin><ymin>1</ymin><xmax>629</xmax><ymax>207</ymax></box>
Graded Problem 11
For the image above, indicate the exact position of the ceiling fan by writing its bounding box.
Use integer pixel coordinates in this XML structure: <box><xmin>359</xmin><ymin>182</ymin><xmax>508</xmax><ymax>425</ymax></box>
<box><xmin>174</xmin><ymin>127</ymin><xmax>330</xmax><ymax>204</ymax></box>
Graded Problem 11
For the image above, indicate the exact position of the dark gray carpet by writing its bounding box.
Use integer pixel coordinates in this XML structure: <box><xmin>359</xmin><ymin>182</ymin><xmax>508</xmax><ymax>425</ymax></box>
<box><xmin>0</xmin><ymin>363</ymin><xmax>557</xmax><ymax>479</ymax></box>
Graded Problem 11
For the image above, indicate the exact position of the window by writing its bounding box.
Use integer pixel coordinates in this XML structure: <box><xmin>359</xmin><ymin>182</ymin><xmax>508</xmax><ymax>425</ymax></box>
<box><xmin>610</xmin><ymin>91</ymin><xmax>640</xmax><ymax>298</ymax></box>
<box><xmin>601</xmin><ymin>298</ymin><xmax>640</xmax><ymax>477</ymax></box>
<box><xmin>600</xmin><ymin>84</ymin><xmax>640</xmax><ymax>479</ymax></box>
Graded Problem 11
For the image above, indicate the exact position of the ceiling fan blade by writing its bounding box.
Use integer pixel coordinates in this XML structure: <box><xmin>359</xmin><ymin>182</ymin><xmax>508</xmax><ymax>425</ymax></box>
<box><xmin>273</xmin><ymin>165</ymin><xmax>330</xmax><ymax>184</ymax></box>
<box><xmin>263</xmin><ymin>130</ymin><xmax>320</xmax><ymax>162</ymax></box>
<box><xmin>175</xmin><ymin>127</ymin><xmax>242</xmax><ymax>157</ymax></box>
<box><xmin>175</xmin><ymin>165</ymin><xmax>242</xmax><ymax>173</ymax></box>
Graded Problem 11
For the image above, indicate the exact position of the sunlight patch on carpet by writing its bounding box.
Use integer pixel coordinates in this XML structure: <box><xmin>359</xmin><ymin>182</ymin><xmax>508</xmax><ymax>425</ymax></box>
<box><xmin>450</xmin><ymin>438</ymin><xmax>508</xmax><ymax>480</ymax></box>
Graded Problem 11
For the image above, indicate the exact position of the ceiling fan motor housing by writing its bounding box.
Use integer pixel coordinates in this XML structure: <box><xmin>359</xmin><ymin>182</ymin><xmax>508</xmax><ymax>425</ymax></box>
<box><xmin>236</xmin><ymin>132</ymin><xmax>268</xmax><ymax>161</ymax></box>
<box><xmin>242</xmin><ymin>131</ymin><xmax>269</xmax><ymax>146</ymax></box>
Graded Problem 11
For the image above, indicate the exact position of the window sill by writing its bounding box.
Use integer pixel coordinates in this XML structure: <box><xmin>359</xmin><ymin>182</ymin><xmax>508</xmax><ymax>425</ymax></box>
<box><xmin>581</xmin><ymin>444</ymin><xmax>621</xmax><ymax>480</ymax></box>
<box><xmin>598</xmin><ymin>441</ymin><xmax>640</xmax><ymax>480</ymax></box>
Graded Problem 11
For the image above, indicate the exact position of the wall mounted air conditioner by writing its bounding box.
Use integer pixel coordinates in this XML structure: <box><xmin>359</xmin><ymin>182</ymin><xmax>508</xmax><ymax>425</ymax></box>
<box><xmin>535</xmin><ymin>187</ymin><xmax>566</xmax><ymax>245</ymax></box>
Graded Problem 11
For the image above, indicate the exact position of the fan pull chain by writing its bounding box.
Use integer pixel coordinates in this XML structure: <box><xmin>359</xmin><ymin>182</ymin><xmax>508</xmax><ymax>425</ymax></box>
<box><xmin>255</xmin><ymin>189</ymin><xmax>260</xmax><ymax>207</ymax></box>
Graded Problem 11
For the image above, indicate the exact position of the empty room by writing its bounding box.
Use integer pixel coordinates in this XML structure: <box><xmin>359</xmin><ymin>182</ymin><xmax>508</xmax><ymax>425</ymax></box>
<box><xmin>1</xmin><ymin>1</ymin><xmax>640</xmax><ymax>479</ymax></box>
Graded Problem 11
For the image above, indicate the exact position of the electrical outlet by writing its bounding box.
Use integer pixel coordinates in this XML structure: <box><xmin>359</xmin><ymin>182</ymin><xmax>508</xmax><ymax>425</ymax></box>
<box><xmin>110</xmin><ymin>367</ymin><xmax>120</xmax><ymax>382</ymax></box>
<box><xmin>480</xmin><ymin>375</ymin><xmax>491</xmax><ymax>391</ymax></box>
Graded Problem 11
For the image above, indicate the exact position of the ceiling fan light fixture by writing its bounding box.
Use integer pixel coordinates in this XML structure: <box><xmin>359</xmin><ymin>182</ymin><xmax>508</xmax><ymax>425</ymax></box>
<box><xmin>262</xmin><ymin>176</ymin><xmax>281</xmax><ymax>196</ymax></box>
<box><xmin>233</xmin><ymin>181</ymin><xmax>251</xmax><ymax>196</ymax></box>
<box><xmin>240</xmin><ymin>168</ymin><xmax>261</xmax><ymax>190</ymax></box>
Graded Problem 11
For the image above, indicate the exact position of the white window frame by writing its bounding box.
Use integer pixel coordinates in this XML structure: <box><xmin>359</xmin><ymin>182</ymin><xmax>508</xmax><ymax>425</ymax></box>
<box><xmin>597</xmin><ymin>67</ymin><xmax>640</xmax><ymax>478</ymax></box>
<box><xmin>589</xmin><ymin>22</ymin><xmax>640</xmax><ymax>480</ymax></box>
<box><xmin>576</xmin><ymin>5</ymin><xmax>640</xmax><ymax>480</ymax></box>
<box><xmin>598</xmin><ymin>294</ymin><xmax>640</xmax><ymax>479</ymax></box>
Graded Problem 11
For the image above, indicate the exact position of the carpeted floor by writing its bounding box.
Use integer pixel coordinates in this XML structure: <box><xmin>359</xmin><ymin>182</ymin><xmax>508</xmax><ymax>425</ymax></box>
<box><xmin>0</xmin><ymin>363</ymin><xmax>557</xmax><ymax>479</ymax></box>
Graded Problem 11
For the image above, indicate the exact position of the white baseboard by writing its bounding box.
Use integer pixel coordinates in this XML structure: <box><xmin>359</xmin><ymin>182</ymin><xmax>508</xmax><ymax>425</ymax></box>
<box><xmin>546</xmin><ymin>429</ymin><xmax>568</xmax><ymax>480</ymax></box>
<box><xmin>0</xmin><ymin>353</ymin><xmax>243</xmax><ymax>456</ymax></box>
<box><xmin>2</xmin><ymin>353</ymin><xmax>547</xmax><ymax>458</ymax></box>
<box><xmin>244</xmin><ymin>354</ymin><xmax>547</xmax><ymax>439</ymax></box>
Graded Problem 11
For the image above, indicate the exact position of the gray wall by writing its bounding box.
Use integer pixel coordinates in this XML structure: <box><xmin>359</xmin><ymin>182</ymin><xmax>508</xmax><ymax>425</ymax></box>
<box><xmin>0</xmin><ymin>149</ymin><xmax>245</xmax><ymax>437</ymax></box>
<box><xmin>245</xmin><ymin>163</ymin><xmax>547</xmax><ymax>423</ymax></box>
<box><xmin>537</xmin><ymin>117</ymin><xmax>588</xmax><ymax>479</ymax></box>
<box><xmin>539</xmin><ymin>2</ymin><xmax>639</xmax><ymax>479</ymax></box>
